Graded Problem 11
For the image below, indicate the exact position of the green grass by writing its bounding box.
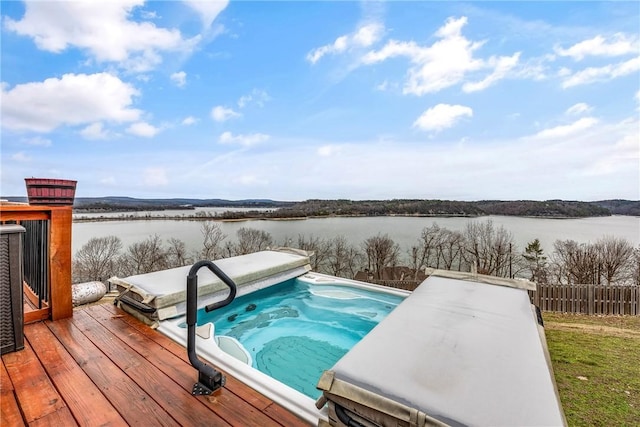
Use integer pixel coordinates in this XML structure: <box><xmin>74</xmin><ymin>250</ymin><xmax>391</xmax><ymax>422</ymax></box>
<box><xmin>543</xmin><ymin>313</ymin><xmax>640</xmax><ymax>426</ymax></box>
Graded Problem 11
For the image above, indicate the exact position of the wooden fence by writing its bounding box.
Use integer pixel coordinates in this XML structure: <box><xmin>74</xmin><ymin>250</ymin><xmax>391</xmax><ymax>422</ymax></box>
<box><xmin>372</xmin><ymin>280</ymin><xmax>421</xmax><ymax>291</ymax></box>
<box><xmin>529</xmin><ymin>284</ymin><xmax>639</xmax><ymax>316</ymax></box>
<box><xmin>372</xmin><ymin>279</ymin><xmax>639</xmax><ymax>316</ymax></box>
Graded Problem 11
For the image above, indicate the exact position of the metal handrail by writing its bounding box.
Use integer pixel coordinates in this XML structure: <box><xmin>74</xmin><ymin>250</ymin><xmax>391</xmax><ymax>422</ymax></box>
<box><xmin>186</xmin><ymin>260</ymin><xmax>237</xmax><ymax>395</ymax></box>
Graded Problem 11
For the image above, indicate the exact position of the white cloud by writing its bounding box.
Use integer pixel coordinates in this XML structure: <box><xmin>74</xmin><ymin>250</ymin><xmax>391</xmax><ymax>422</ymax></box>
<box><xmin>187</xmin><ymin>116</ymin><xmax>638</xmax><ymax>200</ymax></box>
<box><xmin>533</xmin><ymin>117</ymin><xmax>599</xmax><ymax>139</ymax></box>
<box><xmin>11</xmin><ymin>151</ymin><xmax>31</xmax><ymax>162</ymax></box>
<box><xmin>317</xmin><ymin>145</ymin><xmax>342</xmax><ymax>157</ymax></box>
<box><xmin>237</xmin><ymin>89</ymin><xmax>270</xmax><ymax>108</ymax></box>
<box><xmin>307</xmin><ymin>22</ymin><xmax>384</xmax><ymax>64</ymax></box>
<box><xmin>4</xmin><ymin>0</ymin><xmax>196</xmax><ymax>72</ymax></box>
<box><xmin>582</xmin><ymin>119</ymin><xmax>639</xmax><ymax>176</ymax></box>
<box><xmin>462</xmin><ymin>52</ymin><xmax>521</xmax><ymax>92</ymax></box>
<box><xmin>218</xmin><ymin>131</ymin><xmax>269</xmax><ymax>147</ymax></box>
<box><xmin>555</xmin><ymin>33</ymin><xmax>639</xmax><ymax>61</ymax></box>
<box><xmin>143</xmin><ymin>167</ymin><xmax>168</xmax><ymax>186</ymax></box>
<box><xmin>565</xmin><ymin>103</ymin><xmax>592</xmax><ymax>116</ymax></box>
<box><xmin>362</xmin><ymin>16</ymin><xmax>520</xmax><ymax>95</ymax></box>
<box><xmin>126</xmin><ymin>121</ymin><xmax>160</xmax><ymax>137</ymax></box>
<box><xmin>80</xmin><ymin>122</ymin><xmax>110</xmax><ymax>140</ymax></box>
<box><xmin>170</xmin><ymin>71</ymin><xmax>187</xmax><ymax>87</ymax></box>
<box><xmin>182</xmin><ymin>116</ymin><xmax>198</xmax><ymax>126</ymax></box>
<box><xmin>413</xmin><ymin>104</ymin><xmax>473</xmax><ymax>132</ymax></box>
<box><xmin>211</xmin><ymin>105</ymin><xmax>241</xmax><ymax>122</ymax></box>
<box><xmin>1</xmin><ymin>73</ymin><xmax>141</xmax><ymax>132</ymax></box>
<box><xmin>562</xmin><ymin>56</ymin><xmax>640</xmax><ymax>88</ymax></box>
<box><xmin>183</xmin><ymin>0</ymin><xmax>229</xmax><ymax>29</ymax></box>
<box><xmin>22</xmin><ymin>136</ymin><xmax>51</xmax><ymax>147</ymax></box>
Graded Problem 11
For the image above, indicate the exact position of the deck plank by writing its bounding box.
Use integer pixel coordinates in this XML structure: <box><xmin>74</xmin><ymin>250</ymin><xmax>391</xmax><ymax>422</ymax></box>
<box><xmin>102</xmin><ymin>304</ymin><xmax>275</xmax><ymax>410</ymax></box>
<box><xmin>28</xmin><ymin>406</ymin><xmax>77</xmax><ymax>427</ymax></box>
<box><xmin>2</xmin><ymin>340</ymin><xmax>68</xmax><ymax>424</ymax></box>
<box><xmin>4</xmin><ymin>303</ymin><xmax>312</xmax><ymax>427</ymax></box>
<box><xmin>71</xmin><ymin>309</ymin><xmax>232</xmax><ymax>427</ymax></box>
<box><xmin>46</xmin><ymin>317</ymin><xmax>179</xmax><ymax>426</ymax></box>
<box><xmin>87</xmin><ymin>304</ymin><xmax>285</xmax><ymax>427</ymax></box>
<box><xmin>102</xmin><ymin>304</ymin><xmax>311</xmax><ymax>426</ymax></box>
<box><xmin>1</xmin><ymin>359</ymin><xmax>25</xmax><ymax>426</ymax></box>
<box><xmin>25</xmin><ymin>322</ymin><xmax>128</xmax><ymax>427</ymax></box>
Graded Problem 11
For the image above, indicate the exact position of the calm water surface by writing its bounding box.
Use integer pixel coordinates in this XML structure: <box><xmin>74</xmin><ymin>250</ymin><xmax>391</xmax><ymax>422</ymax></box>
<box><xmin>72</xmin><ymin>212</ymin><xmax>639</xmax><ymax>257</ymax></box>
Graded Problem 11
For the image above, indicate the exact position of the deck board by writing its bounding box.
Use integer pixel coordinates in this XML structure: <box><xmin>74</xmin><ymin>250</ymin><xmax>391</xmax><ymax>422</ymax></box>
<box><xmin>88</xmin><ymin>305</ymin><xmax>282</xmax><ymax>427</ymax></box>
<box><xmin>2</xmin><ymin>303</ymin><xmax>310</xmax><ymax>426</ymax></box>
<box><xmin>2</xmin><ymin>339</ymin><xmax>68</xmax><ymax>424</ymax></box>
<box><xmin>0</xmin><ymin>359</ymin><xmax>25</xmax><ymax>427</ymax></box>
<box><xmin>25</xmin><ymin>322</ymin><xmax>127</xmax><ymax>427</ymax></box>
<box><xmin>47</xmin><ymin>316</ymin><xmax>177</xmax><ymax>426</ymax></box>
<box><xmin>100</xmin><ymin>304</ymin><xmax>276</xmax><ymax>410</ymax></box>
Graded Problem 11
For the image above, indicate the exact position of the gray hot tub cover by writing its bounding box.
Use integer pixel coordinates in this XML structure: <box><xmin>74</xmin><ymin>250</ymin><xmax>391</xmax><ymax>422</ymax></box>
<box><xmin>109</xmin><ymin>250</ymin><xmax>311</xmax><ymax>322</ymax></box>
<box><xmin>317</xmin><ymin>275</ymin><xmax>565</xmax><ymax>427</ymax></box>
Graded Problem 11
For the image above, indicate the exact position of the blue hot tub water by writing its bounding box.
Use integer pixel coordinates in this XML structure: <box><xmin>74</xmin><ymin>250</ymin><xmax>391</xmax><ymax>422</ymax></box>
<box><xmin>188</xmin><ymin>278</ymin><xmax>404</xmax><ymax>398</ymax></box>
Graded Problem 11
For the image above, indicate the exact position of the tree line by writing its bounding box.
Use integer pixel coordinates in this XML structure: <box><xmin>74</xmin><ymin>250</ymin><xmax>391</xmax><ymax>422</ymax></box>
<box><xmin>70</xmin><ymin>198</ymin><xmax>640</xmax><ymax>219</ymax></box>
<box><xmin>72</xmin><ymin>220</ymin><xmax>639</xmax><ymax>287</ymax></box>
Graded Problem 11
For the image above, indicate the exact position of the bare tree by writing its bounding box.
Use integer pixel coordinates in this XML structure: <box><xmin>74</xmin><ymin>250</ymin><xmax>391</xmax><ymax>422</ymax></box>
<box><xmin>551</xmin><ymin>240</ymin><xmax>599</xmax><ymax>284</ymax></box>
<box><xmin>596</xmin><ymin>236</ymin><xmax>635</xmax><ymax>285</ymax></box>
<box><xmin>234</xmin><ymin>227</ymin><xmax>273</xmax><ymax>255</ymax></box>
<box><xmin>295</xmin><ymin>234</ymin><xmax>331</xmax><ymax>272</ymax></box>
<box><xmin>631</xmin><ymin>246</ymin><xmax>640</xmax><ymax>286</ymax></box>
<box><xmin>419</xmin><ymin>223</ymin><xmax>445</xmax><ymax>269</ymax></box>
<box><xmin>436</xmin><ymin>229</ymin><xmax>466</xmax><ymax>271</ymax></box>
<box><xmin>200</xmin><ymin>222</ymin><xmax>227</xmax><ymax>260</ymax></box>
<box><xmin>119</xmin><ymin>234</ymin><xmax>168</xmax><ymax>276</ymax></box>
<box><xmin>72</xmin><ymin>236</ymin><xmax>122</xmax><ymax>283</ymax></box>
<box><xmin>363</xmin><ymin>234</ymin><xmax>400</xmax><ymax>280</ymax></box>
<box><xmin>408</xmin><ymin>245</ymin><xmax>423</xmax><ymax>280</ymax></box>
<box><xmin>463</xmin><ymin>220</ymin><xmax>515</xmax><ymax>277</ymax></box>
<box><xmin>222</xmin><ymin>240</ymin><xmax>236</xmax><ymax>258</ymax></box>
<box><xmin>165</xmin><ymin>237</ymin><xmax>191</xmax><ymax>268</ymax></box>
<box><xmin>406</xmin><ymin>224</ymin><xmax>445</xmax><ymax>279</ymax></box>
<box><xmin>326</xmin><ymin>236</ymin><xmax>363</xmax><ymax>278</ymax></box>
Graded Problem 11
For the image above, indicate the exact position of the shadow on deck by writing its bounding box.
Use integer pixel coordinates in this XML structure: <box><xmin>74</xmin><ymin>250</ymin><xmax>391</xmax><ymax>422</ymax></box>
<box><xmin>1</xmin><ymin>303</ymin><xmax>310</xmax><ymax>426</ymax></box>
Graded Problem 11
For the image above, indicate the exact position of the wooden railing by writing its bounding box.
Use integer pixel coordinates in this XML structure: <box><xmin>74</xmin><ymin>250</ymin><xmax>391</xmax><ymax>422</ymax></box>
<box><xmin>0</xmin><ymin>204</ymin><xmax>73</xmax><ymax>322</ymax></box>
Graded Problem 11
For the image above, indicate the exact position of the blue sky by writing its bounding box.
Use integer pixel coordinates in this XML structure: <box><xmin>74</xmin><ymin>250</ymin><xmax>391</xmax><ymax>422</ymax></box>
<box><xmin>1</xmin><ymin>1</ymin><xmax>639</xmax><ymax>201</ymax></box>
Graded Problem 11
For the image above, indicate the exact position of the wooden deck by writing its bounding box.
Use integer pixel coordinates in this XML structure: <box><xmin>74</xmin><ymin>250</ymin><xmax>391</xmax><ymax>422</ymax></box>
<box><xmin>2</xmin><ymin>303</ymin><xmax>311</xmax><ymax>426</ymax></box>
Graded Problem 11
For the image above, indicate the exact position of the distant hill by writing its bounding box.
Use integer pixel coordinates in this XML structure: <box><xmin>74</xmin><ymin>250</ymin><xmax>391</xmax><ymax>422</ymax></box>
<box><xmin>3</xmin><ymin>196</ymin><xmax>294</xmax><ymax>211</ymax></box>
<box><xmin>472</xmin><ymin>200</ymin><xmax>612</xmax><ymax>217</ymax></box>
<box><xmin>3</xmin><ymin>196</ymin><xmax>637</xmax><ymax>217</ymax></box>
<box><xmin>590</xmin><ymin>200</ymin><xmax>640</xmax><ymax>216</ymax></box>
<box><xmin>280</xmin><ymin>199</ymin><xmax>617</xmax><ymax>218</ymax></box>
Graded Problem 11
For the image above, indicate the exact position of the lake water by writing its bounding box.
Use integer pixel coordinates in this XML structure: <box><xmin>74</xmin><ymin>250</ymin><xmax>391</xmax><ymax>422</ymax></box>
<box><xmin>72</xmin><ymin>210</ymin><xmax>639</xmax><ymax>258</ymax></box>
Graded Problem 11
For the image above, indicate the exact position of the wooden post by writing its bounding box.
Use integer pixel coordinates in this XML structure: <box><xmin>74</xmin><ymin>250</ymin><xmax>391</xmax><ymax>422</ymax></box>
<box><xmin>587</xmin><ymin>284</ymin><xmax>595</xmax><ymax>315</ymax></box>
<box><xmin>49</xmin><ymin>207</ymin><xmax>73</xmax><ymax>320</ymax></box>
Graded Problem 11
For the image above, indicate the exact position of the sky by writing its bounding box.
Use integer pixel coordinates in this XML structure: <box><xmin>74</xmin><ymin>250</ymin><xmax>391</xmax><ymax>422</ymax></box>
<box><xmin>1</xmin><ymin>1</ymin><xmax>639</xmax><ymax>202</ymax></box>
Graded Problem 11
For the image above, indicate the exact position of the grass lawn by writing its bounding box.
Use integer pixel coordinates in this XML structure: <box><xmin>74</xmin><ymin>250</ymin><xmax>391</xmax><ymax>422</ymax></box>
<box><xmin>543</xmin><ymin>312</ymin><xmax>640</xmax><ymax>427</ymax></box>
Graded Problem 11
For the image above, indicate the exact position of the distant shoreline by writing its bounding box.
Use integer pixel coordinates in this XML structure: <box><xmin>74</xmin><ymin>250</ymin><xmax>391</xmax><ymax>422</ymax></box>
<box><xmin>71</xmin><ymin>211</ymin><xmax>608</xmax><ymax>223</ymax></box>
<box><xmin>6</xmin><ymin>196</ymin><xmax>636</xmax><ymax>218</ymax></box>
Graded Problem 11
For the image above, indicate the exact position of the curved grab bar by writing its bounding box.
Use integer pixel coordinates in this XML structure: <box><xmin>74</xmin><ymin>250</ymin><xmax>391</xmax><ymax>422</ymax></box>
<box><xmin>186</xmin><ymin>260</ymin><xmax>238</xmax><ymax>395</ymax></box>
